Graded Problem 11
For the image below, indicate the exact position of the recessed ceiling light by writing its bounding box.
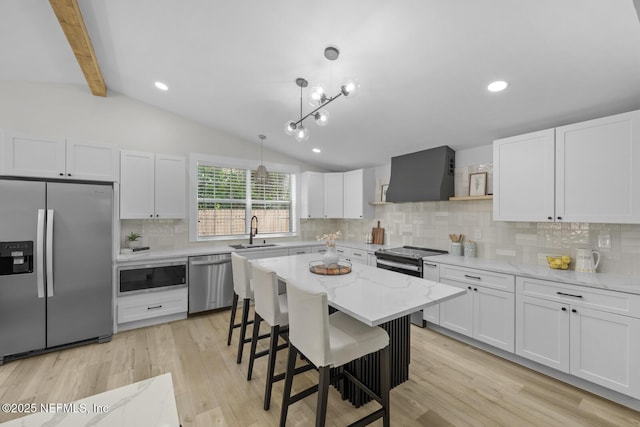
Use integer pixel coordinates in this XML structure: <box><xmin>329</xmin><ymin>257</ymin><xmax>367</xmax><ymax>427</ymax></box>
<box><xmin>312</xmin><ymin>148</ymin><xmax>321</xmax><ymax>153</ymax></box>
<box><xmin>487</xmin><ymin>80</ymin><xmax>508</xmax><ymax>92</ymax></box>
<box><xmin>154</xmin><ymin>81</ymin><xmax>169</xmax><ymax>91</ymax></box>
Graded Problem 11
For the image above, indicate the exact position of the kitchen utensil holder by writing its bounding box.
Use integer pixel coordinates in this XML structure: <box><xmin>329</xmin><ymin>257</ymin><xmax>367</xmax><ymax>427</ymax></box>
<box><xmin>450</xmin><ymin>242</ymin><xmax>462</xmax><ymax>256</ymax></box>
<box><xmin>464</xmin><ymin>241</ymin><xmax>477</xmax><ymax>258</ymax></box>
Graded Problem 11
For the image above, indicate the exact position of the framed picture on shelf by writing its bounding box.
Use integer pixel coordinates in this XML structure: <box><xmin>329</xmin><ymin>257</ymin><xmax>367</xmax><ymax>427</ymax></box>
<box><xmin>469</xmin><ymin>172</ymin><xmax>487</xmax><ymax>196</ymax></box>
<box><xmin>381</xmin><ymin>184</ymin><xmax>389</xmax><ymax>202</ymax></box>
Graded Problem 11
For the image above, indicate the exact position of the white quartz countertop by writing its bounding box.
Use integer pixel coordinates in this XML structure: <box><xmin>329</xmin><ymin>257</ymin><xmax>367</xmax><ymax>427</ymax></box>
<box><xmin>252</xmin><ymin>253</ymin><xmax>465</xmax><ymax>326</ymax></box>
<box><xmin>0</xmin><ymin>373</ymin><xmax>179</xmax><ymax>427</ymax></box>
<box><xmin>115</xmin><ymin>240</ymin><xmax>388</xmax><ymax>264</ymax></box>
<box><xmin>429</xmin><ymin>254</ymin><xmax>640</xmax><ymax>295</ymax></box>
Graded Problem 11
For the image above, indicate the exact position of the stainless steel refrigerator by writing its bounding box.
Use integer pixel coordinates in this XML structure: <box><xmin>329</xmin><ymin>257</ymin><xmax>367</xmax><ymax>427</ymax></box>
<box><xmin>0</xmin><ymin>179</ymin><xmax>113</xmax><ymax>364</ymax></box>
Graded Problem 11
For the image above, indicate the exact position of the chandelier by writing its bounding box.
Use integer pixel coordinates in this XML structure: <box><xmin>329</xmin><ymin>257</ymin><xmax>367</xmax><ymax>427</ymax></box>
<box><xmin>283</xmin><ymin>46</ymin><xmax>360</xmax><ymax>142</ymax></box>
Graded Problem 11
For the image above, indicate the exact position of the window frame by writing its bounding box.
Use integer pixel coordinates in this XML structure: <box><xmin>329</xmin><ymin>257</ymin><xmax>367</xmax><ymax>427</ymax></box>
<box><xmin>189</xmin><ymin>153</ymin><xmax>299</xmax><ymax>242</ymax></box>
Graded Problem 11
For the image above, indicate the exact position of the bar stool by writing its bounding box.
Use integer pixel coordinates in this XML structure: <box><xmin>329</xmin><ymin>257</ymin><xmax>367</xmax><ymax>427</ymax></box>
<box><xmin>227</xmin><ymin>252</ymin><xmax>256</xmax><ymax>364</ymax></box>
<box><xmin>280</xmin><ymin>279</ymin><xmax>391</xmax><ymax>427</ymax></box>
<box><xmin>247</xmin><ymin>264</ymin><xmax>292</xmax><ymax>410</ymax></box>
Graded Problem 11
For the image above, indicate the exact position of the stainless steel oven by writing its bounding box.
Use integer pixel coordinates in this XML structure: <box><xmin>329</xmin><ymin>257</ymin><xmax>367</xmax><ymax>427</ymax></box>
<box><xmin>375</xmin><ymin>246</ymin><xmax>446</xmax><ymax>278</ymax></box>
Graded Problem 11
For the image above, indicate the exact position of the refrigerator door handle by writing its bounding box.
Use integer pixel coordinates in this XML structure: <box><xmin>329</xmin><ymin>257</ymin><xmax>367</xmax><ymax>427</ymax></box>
<box><xmin>46</xmin><ymin>209</ymin><xmax>54</xmax><ymax>297</ymax></box>
<box><xmin>36</xmin><ymin>209</ymin><xmax>46</xmax><ymax>299</ymax></box>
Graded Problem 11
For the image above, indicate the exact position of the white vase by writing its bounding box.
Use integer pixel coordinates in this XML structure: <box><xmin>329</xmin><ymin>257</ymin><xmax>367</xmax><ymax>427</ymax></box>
<box><xmin>323</xmin><ymin>246</ymin><xmax>339</xmax><ymax>266</ymax></box>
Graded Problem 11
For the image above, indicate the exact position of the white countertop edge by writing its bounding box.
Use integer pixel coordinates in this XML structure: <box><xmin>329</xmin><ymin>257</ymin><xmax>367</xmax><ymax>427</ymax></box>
<box><xmin>428</xmin><ymin>254</ymin><xmax>640</xmax><ymax>295</ymax></box>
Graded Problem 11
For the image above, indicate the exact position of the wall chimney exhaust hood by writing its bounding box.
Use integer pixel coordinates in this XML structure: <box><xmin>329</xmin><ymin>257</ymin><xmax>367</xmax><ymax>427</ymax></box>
<box><xmin>385</xmin><ymin>145</ymin><xmax>455</xmax><ymax>203</ymax></box>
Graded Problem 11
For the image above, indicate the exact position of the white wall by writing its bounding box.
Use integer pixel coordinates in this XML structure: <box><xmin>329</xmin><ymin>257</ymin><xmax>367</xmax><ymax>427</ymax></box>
<box><xmin>0</xmin><ymin>81</ymin><xmax>321</xmax><ymax>169</ymax></box>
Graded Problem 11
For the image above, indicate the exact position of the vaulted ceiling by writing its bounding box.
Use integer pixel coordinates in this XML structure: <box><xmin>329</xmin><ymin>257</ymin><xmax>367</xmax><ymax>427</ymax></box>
<box><xmin>1</xmin><ymin>0</ymin><xmax>640</xmax><ymax>170</ymax></box>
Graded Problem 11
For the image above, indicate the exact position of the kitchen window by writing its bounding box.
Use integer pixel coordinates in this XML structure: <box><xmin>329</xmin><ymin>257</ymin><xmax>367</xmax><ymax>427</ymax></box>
<box><xmin>189</xmin><ymin>154</ymin><xmax>298</xmax><ymax>241</ymax></box>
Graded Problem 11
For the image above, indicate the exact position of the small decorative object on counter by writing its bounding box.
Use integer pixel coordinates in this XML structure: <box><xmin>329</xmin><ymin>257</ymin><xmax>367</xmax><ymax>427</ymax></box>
<box><xmin>317</xmin><ymin>231</ymin><xmax>341</xmax><ymax>266</ymax></box>
<box><xmin>125</xmin><ymin>232</ymin><xmax>142</xmax><ymax>249</ymax></box>
<box><xmin>449</xmin><ymin>233</ymin><xmax>464</xmax><ymax>256</ymax></box>
<box><xmin>464</xmin><ymin>241</ymin><xmax>477</xmax><ymax>257</ymax></box>
<box><xmin>309</xmin><ymin>260</ymin><xmax>352</xmax><ymax>275</ymax></box>
<box><xmin>547</xmin><ymin>255</ymin><xmax>571</xmax><ymax>270</ymax></box>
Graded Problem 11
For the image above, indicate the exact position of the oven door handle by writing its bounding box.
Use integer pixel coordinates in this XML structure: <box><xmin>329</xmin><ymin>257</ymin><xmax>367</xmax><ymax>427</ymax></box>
<box><xmin>376</xmin><ymin>258</ymin><xmax>421</xmax><ymax>272</ymax></box>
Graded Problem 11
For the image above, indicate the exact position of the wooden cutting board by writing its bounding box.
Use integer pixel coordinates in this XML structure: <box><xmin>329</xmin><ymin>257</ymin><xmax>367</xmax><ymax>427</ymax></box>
<box><xmin>372</xmin><ymin>221</ymin><xmax>385</xmax><ymax>245</ymax></box>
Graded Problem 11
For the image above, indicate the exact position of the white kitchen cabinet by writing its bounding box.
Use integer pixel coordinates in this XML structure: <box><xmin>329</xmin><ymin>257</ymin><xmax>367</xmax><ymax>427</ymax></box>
<box><xmin>422</xmin><ymin>260</ymin><xmax>441</xmax><ymax>324</ymax></box>
<box><xmin>439</xmin><ymin>264</ymin><xmax>515</xmax><ymax>352</ymax></box>
<box><xmin>240</xmin><ymin>248</ymin><xmax>290</xmax><ymax>260</ymax></box>
<box><xmin>515</xmin><ymin>276</ymin><xmax>640</xmax><ymax>398</ymax></box>
<box><xmin>301</xmin><ymin>171</ymin><xmax>324</xmax><ymax>218</ymax></box>
<box><xmin>120</xmin><ymin>151</ymin><xmax>185</xmax><ymax>219</ymax></box>
<box><xmin>493</xmin><ymin>129</ymin><xmax>555</xmax><ymax>222</ymax></box>
<box><xmin>323</xmin><ymin>172</ymin><xmax>344</xmax><ymax>218</ymax></box>
<box><xmin>117</xmin><ymin>286</ymin><xmax>188</xmax><ymax>331</ymax></box>
<box><xmin>343</xmin><ymin>168</ymin><xmax>375</xmax><ymax>219</ymax></box>
<box><xmin>494</xmin><ymin>109</ymin><xmax>640</xmax><ymax>223</ymax></box>
<box><xmin>301</xmin><ymin>168</ymin><xmax>374</xmax><ymax>219</ymax></box>
<box><xmin>3</xmin><ymin>132</ymin><xmax>117</xmax><ymax>181</ymax></box>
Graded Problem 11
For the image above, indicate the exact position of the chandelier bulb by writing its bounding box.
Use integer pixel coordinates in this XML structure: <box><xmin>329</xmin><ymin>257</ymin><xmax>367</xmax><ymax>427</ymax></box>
<box><xmin>341</xmin><ymin>77</ymin><xmax>360</xmax><ymax>98</ymax></box>
<box><xmin>294</xmin><ymin>125</ymin><xmax>309</xmax><ymax>142</ymax></box>
<box><xmin>283</xmin><ymin>120</ymin><xmax>297</xmax><ymax>135</ymax></box>
<box><xmin>314</xmin><ymin>110</ymin><xmax>330</xmax><ymax>126</ymax></box>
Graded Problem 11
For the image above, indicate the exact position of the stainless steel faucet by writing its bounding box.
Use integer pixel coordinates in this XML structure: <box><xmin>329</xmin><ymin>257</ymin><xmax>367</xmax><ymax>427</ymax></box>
<box><xmin>249</xmin><ymin>215</ymin><xmax>258</xmax><ymax>244</ymax></box>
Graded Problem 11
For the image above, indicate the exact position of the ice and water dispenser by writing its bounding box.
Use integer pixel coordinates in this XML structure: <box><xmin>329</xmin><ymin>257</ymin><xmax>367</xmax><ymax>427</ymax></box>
<box><xmin>0</xmin><ymin>241</ymin><xmax>34</xmax><ymax>275</ymax></box>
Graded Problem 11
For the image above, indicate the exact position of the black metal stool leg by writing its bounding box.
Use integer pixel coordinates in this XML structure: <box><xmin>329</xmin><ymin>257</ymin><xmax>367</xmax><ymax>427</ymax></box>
<box><xmin>236</xmin><ymin>298</ymin><xmax>250</xmax><ymax>364</ymax></box>
<box><xmin>247</xmin><ymin>312</ymin><xmax>262</xmax><ymax>380</ymax></box>
<box><xmin>316</xmin><ymin>366</ymin><xmax>330</xmax><ymax>427</ymax></box>
<box><xmin>381</xmin><ymin>345</ymin><xmax>390</xmax><ymax>427</ymax></box>
<box><xmin>264</xmin><ymin>324</ymin><xmax>280</xmax><ymax>410</ymax></box>
<box><xmin>279</xmin><ymin>344</ymin><xmax>298</xmax><ymax>427</ymax></box>
<box><xmin>227</xmin><ymin>292</ymin><xmax>239</xmax><ymax>346</ymax></box>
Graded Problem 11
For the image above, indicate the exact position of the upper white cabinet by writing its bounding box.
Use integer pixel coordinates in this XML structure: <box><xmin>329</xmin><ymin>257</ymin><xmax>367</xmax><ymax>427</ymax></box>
<box><xmin>3</xmin><ymin>132</ymin><xmax>118</xmax><ymax>181</ymax></box>
<box><xmin>343</xmin><ymin>168</ymin><xmax>375</xmax><ymax>219</ymax></box>
<box><xmin>301</xmin><ymin>168</ymin><xmax>374</xmax><ymax>219</ymax></box>
<box><xmin>120</xmin><ymin>151</ymin><xmax>186</xmax><ymax>219</ymax></box>
<box><xmin>323</xmin><ymin>172</ymin><xmax>344</xmax><ymax>218</ymax></box>
<box><xmin>494</xmin><ymin>110</ymin><xmax>640</xmax><ymax>223</ymax></box>
<box><xmin>301</xmin><ymin>172</ymin><xmax>324</xmax><ymax>218</ymax></box>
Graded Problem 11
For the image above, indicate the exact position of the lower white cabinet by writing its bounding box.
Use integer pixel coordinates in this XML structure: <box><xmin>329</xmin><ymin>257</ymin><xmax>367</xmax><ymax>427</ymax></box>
<box><xmin>241</xmin><ymin>248</ymin><xmax>290</xmax><ymax>260</ymax></box>
<box><xmin>516</xmin><ymin>276</ymin><xmax>640</xmax><ymax>399</ymax></box>
<box><xmin>335</xmin><ymin>245</ymin><xmax>368</xmax><ymax>265</ymax></box>
<box><xmin>439</xmin><ymin>265</ymin><xmax>515</xmax><ymax>352</ymax></box>
<box><xmin>422</xmin><ymin>261</ymin><xmax>441</xmax><ymax>324</ymax></box>
<box><xmin>118</xmin><ymin>287</ymin><xmax>188</xmax><ymax>328</ymax></box>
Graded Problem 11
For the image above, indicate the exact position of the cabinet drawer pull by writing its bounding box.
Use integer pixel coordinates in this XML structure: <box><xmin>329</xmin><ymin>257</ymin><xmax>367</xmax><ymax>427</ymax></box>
<box><xmin>464</xmin><ymin>274</ymin><xmax>482</xmax><ymax>280</ymax></box>
<box><xmin>424</xmin><ymin>263</ymin><xmax>437</xmax><ymax>268</ymax></box>
<box><xmin>556</xmin><ymin>291</ymin><xmax>583</xmax><ymax>299</ymax></box>
<box><xmin>147</xmin><ymin>305</ymin><xmax>163</xmax><ymax>310</ymax></box>
<box><xmin>352</xmin><ymin>252</ymin><xmax>363</xmax><ymax>257</ymax></box>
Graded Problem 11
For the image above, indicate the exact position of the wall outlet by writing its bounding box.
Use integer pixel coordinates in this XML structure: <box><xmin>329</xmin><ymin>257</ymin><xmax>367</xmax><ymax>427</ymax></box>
<box><xmin>598</xmin><ymin>234</ymin><xmax>611</xmax><ymax>249</ymax></box>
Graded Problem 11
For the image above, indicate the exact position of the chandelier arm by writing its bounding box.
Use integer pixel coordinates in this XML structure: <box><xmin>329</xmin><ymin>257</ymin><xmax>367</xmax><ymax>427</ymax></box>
<box><xmin>293</xmin><ymin>92</ymin><xmax>343</xmax><ymax>127</ymax></box>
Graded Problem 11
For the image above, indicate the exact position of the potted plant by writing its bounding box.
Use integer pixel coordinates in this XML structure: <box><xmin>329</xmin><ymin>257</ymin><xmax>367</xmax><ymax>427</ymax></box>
<box><xmin>125</xmin><ymin>232</ymin><xmax>142</xmax><ymax>248</ymax></box>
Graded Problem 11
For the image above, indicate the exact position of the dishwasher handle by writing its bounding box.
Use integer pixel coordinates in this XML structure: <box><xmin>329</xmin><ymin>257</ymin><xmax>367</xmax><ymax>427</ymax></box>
<box><xmin>190</xmin><ymin>258</ymin><xmax>232</xmax><ymax>267</ymax></box>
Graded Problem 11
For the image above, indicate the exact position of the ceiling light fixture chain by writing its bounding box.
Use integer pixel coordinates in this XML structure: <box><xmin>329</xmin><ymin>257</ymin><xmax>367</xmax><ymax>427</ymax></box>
<box><xmin>283</xmin><ymin>46</ymin><xmax>359</xmax><ymax>142</ymax></box>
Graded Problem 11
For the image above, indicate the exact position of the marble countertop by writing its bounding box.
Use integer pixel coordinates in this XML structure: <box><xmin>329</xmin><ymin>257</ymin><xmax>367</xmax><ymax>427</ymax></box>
<box><xmin>0</xmin><ymin>373</ymin><xmax>179</xmax><ymax>427</ymax></box>
<box><xmin>116</xmin><ymin>240</ymin><xmax>389</xmax><ymax>264</ymax></box>
<box><xmin>429</xmin><ymin>254</ymin><xmax>640</xmax><ymax>295</ymax></box>
<box><xmin>252</xmin><ymin>253</ymin><xmax>465</xmax><ymax>326</ymax></box>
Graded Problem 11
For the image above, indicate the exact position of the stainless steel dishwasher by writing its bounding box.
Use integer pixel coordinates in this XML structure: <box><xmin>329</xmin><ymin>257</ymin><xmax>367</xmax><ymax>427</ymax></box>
<box><xmin>188</xmin><ymin>253</ymin><xmax>233</xmax><ymax>313</ymax></box>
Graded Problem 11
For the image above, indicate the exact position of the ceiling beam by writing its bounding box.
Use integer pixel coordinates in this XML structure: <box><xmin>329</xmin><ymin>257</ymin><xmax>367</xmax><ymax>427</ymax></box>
<box><xmin>49</xmin><ymin>0</ymin><xmax>106</xmax><ymax>97</ymax></box>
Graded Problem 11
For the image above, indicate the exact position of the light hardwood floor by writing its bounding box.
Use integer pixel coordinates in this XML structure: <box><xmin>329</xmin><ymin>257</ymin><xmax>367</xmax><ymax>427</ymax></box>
<box><xmin>1</xmin><ymin>309</ymin><xmax>639</xmax><ymax>426</ymax></box>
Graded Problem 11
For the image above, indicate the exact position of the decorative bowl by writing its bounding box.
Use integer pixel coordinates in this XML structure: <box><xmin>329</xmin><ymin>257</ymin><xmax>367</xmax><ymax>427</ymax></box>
<box><xmin>547</xmin><ymin>255</ymin><xmax>571</xmax><ymax>270</ymax></box>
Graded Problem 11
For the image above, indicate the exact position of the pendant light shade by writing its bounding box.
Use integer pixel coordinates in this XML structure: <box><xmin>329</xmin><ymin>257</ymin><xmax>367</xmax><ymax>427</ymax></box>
<box><xmin>254</xmin><ymin>134</ymin><xmax>269</xmax><ymax>184</ymax></box>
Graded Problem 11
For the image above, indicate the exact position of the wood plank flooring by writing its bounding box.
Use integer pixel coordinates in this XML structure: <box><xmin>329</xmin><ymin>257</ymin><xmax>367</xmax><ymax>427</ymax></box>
<box><xmin>1</xmin><ymin>309</ymin><xmax>639</xmax><ymax>426</ymax></box>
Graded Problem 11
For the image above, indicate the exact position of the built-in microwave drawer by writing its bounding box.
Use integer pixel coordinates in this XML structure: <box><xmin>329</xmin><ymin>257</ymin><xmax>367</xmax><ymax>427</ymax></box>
<box><xmin>119</xmin><ymin>262</ymin><xmax>187</xmax><ymax>294</ymax></box>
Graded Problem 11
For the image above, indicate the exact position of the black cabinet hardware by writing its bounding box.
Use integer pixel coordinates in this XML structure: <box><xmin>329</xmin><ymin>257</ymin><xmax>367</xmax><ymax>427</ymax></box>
<box><xmin>557</xmin><ymin>291</ymin><xmax>583</xmax><ymax>298</ymax></box>
<box><xmin>464</xmin><ymin>274</ymin><xmax>482</xmax><ymax>280</ymax></box>
<box><xmin>561</xmin><ymin>307</ymin><xmax>567</xmax><ymax>311</ymax></box>
<box><xmin>147</xmin><ymin>305</ymin><xmax>163</xmax><ymax>310</ymax></box>
<box><xmin>571</xmin><ymin>308</ymin><xmax>577</xmax><ymax>313</ymax></box>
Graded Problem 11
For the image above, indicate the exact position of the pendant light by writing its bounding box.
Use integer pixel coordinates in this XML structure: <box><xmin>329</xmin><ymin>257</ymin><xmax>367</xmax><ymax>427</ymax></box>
<box><xmin>254</xmin><ymin>134</ymin><xmax>269</xmax><ymax>184</ymax></box>
<box><xmin>283</xmin><ymin>46</ymin><xmax>359</xmax><ymax>142</ymax></box>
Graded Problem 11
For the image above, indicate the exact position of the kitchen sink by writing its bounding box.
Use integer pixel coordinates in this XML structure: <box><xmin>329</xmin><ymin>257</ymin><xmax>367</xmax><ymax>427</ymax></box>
<box><xmin>229</xmin><ymin>243</ymin><xmax>278</xmax><ymax>250</ymax></box>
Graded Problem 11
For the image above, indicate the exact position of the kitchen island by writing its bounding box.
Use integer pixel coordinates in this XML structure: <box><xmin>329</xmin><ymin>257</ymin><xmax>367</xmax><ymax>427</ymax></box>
<box><xmin>251</xmin><ymin>253</ymin><xmax>465</xmax><ymax>405</ymax></box>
